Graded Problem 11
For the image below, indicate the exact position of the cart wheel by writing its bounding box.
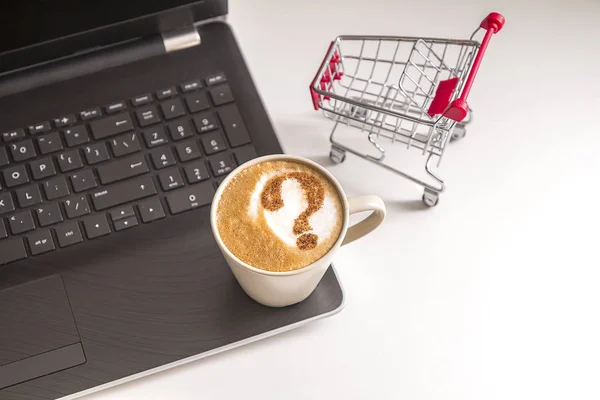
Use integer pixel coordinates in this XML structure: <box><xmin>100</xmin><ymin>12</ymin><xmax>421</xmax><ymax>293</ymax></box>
<box><xmin>330</xmin><ymin>147</ymin><xmax>346</xmax><ymax>164</ymax></box>
<box><xmin>422</xmin><ymin>190</ymin><xmax>439</xmax><ymax>207</ymax></box>
<box><xmin>450</xmin><ymin>124</ymin><xmax>467</xmax><ymax>142</ymax></box>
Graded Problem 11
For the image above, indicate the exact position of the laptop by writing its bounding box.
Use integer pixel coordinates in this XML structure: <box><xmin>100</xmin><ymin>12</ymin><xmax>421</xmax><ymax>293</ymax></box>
<box><xmin>0</xmin><ymin>2</ymin><xmax>344</xmax><ymax>398</ymax></box>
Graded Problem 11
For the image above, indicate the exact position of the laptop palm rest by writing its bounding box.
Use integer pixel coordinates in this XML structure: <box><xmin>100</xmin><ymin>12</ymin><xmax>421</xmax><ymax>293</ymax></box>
<box><xmin>0</xmin><ymin>275</ymin><xmax>86</xmax><ymax>389</ymax></box>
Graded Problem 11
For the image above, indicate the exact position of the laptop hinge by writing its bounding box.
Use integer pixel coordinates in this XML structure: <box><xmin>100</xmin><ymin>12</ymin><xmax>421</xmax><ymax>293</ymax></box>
<box><xmin>162</xmin><ymin>25</ymin><xmax>201</xmax><ymax>53</ymax></box>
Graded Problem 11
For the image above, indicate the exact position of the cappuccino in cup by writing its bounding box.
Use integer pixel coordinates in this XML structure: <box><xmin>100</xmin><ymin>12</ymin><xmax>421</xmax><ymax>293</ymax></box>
<box><xmin>216</xmin><ymin>159</ymin><xmax>344</xmax><ymax>272</ymax></box>
<box><xmin>211</xmin><ymin>154</ymin><xmax>385</xmax><ymax>307</ymax></box>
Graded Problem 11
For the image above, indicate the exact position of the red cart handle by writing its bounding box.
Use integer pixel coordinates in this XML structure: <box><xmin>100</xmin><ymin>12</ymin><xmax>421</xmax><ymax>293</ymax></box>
<box><xmin>443</xmin><ymin>12</ymin><xmax>505</xmax><ymax>122</ymax></box>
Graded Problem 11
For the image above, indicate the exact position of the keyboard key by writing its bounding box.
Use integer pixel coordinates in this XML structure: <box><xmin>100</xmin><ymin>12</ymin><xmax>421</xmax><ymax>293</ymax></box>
<box><xmin>83</xmin><ymin>214</ymin><xmax>111</xmax><ymax>239</ymax></box>
<box><xmin>175</xmin><ymin>140</ymin><xmax>202</xmax><ymax>162</ymax></box>
<box><xmin>70</xmin><ymin>169</ymin><xmax>97</xmax><ymax>192</ymax></box>
<box><xmin>91</xmin><ymin>175</ymin><xmax>157</xmax><ymax>210</ymax></box>
<box><xmin>136</xmin><ymin>106</ymin><xmax>161</xmax><ymax>127</ymax></box>
<box><xmin>143</xmin><ymin>126</ymin><xmax>168</xmax><ymax>148</ymax></box>
<box><xmin>183</xmin><ymin>161</ymin><xmax>210</xmax><ymax>183</ymax></box>
<box><xmin>167</xmin><ymin>118</ymin><xmax>194</xmax><ymax>141</ymax></box>
<box><xmin>0</xmin><ymin>219</ymin><xmax>6</xmax><ymax>239</ymax></box>
<box><xmin>181</xmin><ymin>80</ymin><xmax>202</xmax><ymax>92</ymax></box>
<box><xmin>109</xmin><ymin>205</ymin><xmax>135</xmax><ymax>221</ymax></box>
<box><xmin>28</xmin><ymin>121</ymin><xmax>51</xmax><ymax>135</ymax></box>
<box><xmin>2</xmin><ymin>129</ymin><xmax>25</xmax><ymax>142</ymax></box>
<box><xmin>54</xmin><ymin>114</ymin><xmax>76</xmax><ymax>128</ymax></box>
<box><xmin>0</xmin><ymin>147</ymin><xmax>9</xmax><ymax>167</ymax></box>
<box><xmin>10</xmin><ymin>140</ymin><xmax>36</xmax><ymax>162</ymax></box>
<box><xmin>3</xmin><ymin>165</ymin><xmax>29</xmax><ymax>188</ymax></box>
<box><xmin>64</xmin><ymin>125</ymin><xmax>90</xmax><ymax>147</ymax></box>
<box><xmin>166</xmin><ymin>181</ymin><xmax>215</xmax><ymax>214</ymax></box>
<box><xmin>97</xmin><ymin>153</ymin><xmax>149</xmax><ymax>184</ymax></box>
<box><xmin>150</xmin><ymin>148</ymin><xmax>176</xmax><ymax>169</ymax></box>
<box><xmin>57</xmin><ymin>149</ymin><xmax>83</xmax><ymax>172</ymax></box>
<box><xmin>158</xmin><ymin>168</ymin><xmax>184</xmax><ymax>191</ymax></box>
<box><xmin>80</xmin><ymin>108</ymin><xmax>102</xmax><ymax>120</ymax></box>
<box><xmin>156</xmin><ymin>87</ymin><xmax>177</xmax><ymax>99</ymax></box>
<box><xmin>83</xmin><ymin>143</ymin><xmax>110</xmax><ymax>165</ymax></box>
<box><xmin>37</xmin><ymin>132</ymin><xmax>64</xmax><ymax>154</ymax></box>
<box><xmin>217</xmin><ymin>105</ymin><xmax>251</xmax><ymax>147</ymax></box>
<box><xmin>44</xmin><ymin>176</ymin><xmax>70</xmax><ymax>200</ymax></box>
<box><xmin>193</xmin><ymin>111</ymin><xmax>218</xmax><ymax>133</ymax></box>
<box><xmin>9</xmin><ymin>211</ymin><xmax>35</xmax><ymax>234</ymax></box>
<box><xmin>200</xmin><ymin>131</ymin><xmax>227</xmax><ymax>155</ymax></box>
<box><xmin>138</xmin><ymin>197</ymin><xmax>166</xmax><ymax>223</ymax></box>
<box><xmin>55</xmin><ymin>221</ymin><xmax>84</xmax><ymax>247</ymax></box>
<box><xmin>209</xmin><ymin>85</ymin><xmax>234</xmax><ymax>106</ymax></box>
<box><xmin>90</xmin><ymin>112</ymin><xmax>134</xmax><ymax>140</ymax></box>
<box><xmin>110</xmin><ymin>132</ymin><xmax>141</xmax><ymax>157</ymax></box>
<box><xmin>0</xmin><ymin>192</ymin><xmax>15</xmax><ymax>215</ymax></box>
<box><xmin>16</xmin><ymin>185</ymin><xmax>43</xmax><ymax>207</ymax></box>
<box><xmin>31</xmin><ymin>157</ymin><xmax>58</xmax><ymax>181</ymax></box>
<box><xmin>64</xmin><ymin>195</ymin><xmax>91</xmax><ymax>219</ymax></box>
<box><xmin>114</xmin><ymin>216</ymin><xmax>138</xmax><ymax>231</ymax></box>
<box><xmin>0</xmin><ymin>237</ymin><xmax>27</xmax><ymax>265</ymax></box>
<box><xmin>27</xmin><ymin>229</ymin><xmax>56</xmax><ymax>256</ymax></box>
<box><xmin>132</xmin><ymin>93</ymin><xmax>152</xmax><ymax>106</ymax></box>
<box><xmin>36</xmin><ymin>203</ymin><xmax>64</xmax><ymax>227</ymax></box>
<box><xmin>209</xmin><ymin>155</ymin><xmax>236</xmax><ymax>176</ymax></box>
<box><xmin>160</xmin><ymin>98</ymin><xmax>186</xmax><ymax>120</ymax></box>
<box><xmin>205</xmin><ymin>72</ymin><xmax>227</xmax><ymax>86</ymax></box>
<box><xmin>234</xmin><ymin>145</ymin><xmax>258</xmax><ymax>165</ymax></box>
<box><xmin>184</xmin><ymin>91</ymin><xmax>210</xmax><ymax>113</ymax></box>
<box><xmin>105</xmin><ymin>101</ymin><xmax>126</xmax><ymax>114</ymax></box>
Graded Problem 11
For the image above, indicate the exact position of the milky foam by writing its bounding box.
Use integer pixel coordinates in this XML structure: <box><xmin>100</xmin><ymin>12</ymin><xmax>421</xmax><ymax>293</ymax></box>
<box><xmin>249</xmin><ymin>171</ymin><xmax>341</xmax><ymax>247</ymax></box>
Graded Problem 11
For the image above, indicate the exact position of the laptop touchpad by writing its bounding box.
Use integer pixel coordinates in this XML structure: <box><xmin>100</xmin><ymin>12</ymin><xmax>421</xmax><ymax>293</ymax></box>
<box><xmin>0</xmin><ymin>275</ymin><xmax>86</xmax><ymax>389</ymax></box>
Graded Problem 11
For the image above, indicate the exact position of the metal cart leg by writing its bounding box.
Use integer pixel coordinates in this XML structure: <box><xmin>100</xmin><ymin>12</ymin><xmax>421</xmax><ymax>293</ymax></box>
<box><xmin>328</xmin><ymin>121</ymin><xmax>347</xmax><ymax>164</ymax></box>
<box><xmin>421</xmin><ymin>152</ymin><xmax>444</xmax><ymax>207</ymax></box>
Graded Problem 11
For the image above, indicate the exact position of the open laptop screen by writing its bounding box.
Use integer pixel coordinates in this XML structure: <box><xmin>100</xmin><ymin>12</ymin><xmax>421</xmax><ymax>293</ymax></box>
<box><xmin>0</xmin><ymin>0</ymin><xmax>226</xmax><ymax>74</ymax></box>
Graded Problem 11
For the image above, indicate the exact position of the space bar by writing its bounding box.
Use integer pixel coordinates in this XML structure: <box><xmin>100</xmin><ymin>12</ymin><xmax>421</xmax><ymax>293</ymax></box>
<box><xmin>91</xmin><ymin>176</ymin><xmax>157</xmax><ymax>210</ymax></box>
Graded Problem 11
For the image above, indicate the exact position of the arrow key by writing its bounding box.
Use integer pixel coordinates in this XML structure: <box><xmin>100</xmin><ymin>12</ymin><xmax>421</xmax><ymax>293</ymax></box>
<box><xmin>138</xmin><ymin>197</ymin><xmax>166</xmax><ymax>223</ymax></box>
<box><xmin>114</xmin><ymin>216</ymin><xmax>138</xmax><ymax>231</ymax></box>
<box><xmin>83</xmin><ymin>214</ymin><xmax>111</xmax><ymax>239</ymax></box>
<box><xmin>27</xmin><ymin>229</ymin><xmax>56</xmax><ymax>256</ymax></box>
<box><xmin>109</xmin><ymin>205</ymin><xmax>135</xmax><ymax>221</ymax></box>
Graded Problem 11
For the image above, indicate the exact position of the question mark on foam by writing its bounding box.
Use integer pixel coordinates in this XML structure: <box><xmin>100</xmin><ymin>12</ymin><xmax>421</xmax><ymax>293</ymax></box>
<box><xmin>261</xmin><ymin>172</ymin><xmax>325</xmax><ymax>250</ymax></box>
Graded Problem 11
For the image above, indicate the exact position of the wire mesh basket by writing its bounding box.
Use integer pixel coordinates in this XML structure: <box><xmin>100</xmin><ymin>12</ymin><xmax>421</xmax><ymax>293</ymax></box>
<box><xmin>310</xmin><ymin>12</ymin><xmax>505</xmax><ymax>206</ymax></box>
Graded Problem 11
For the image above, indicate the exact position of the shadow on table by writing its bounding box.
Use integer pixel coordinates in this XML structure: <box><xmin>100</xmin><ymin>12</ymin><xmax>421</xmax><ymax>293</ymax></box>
<box><xmin>385</xmin><ymin>199</ymin><xmax>429</xmax><ymax>212</ymax></box>
<box><xmin>305</xmin><ymin>154</ymin><xmax>335</xmax><ymax>168</ymax></box>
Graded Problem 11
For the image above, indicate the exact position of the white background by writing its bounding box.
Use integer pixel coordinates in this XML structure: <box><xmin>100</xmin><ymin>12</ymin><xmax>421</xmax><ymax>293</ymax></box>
<box><xmin>85</xmin><ymin>0</ymin><xmax>600</xmax><ymax>399</ymax></box>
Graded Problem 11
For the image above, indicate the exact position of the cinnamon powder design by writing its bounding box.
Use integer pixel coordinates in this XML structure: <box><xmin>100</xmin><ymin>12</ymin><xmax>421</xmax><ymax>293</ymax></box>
<box><xmin>261</xmin><ymin>172</ymin><xmax>325</xmax><ymax>250</ymax></box>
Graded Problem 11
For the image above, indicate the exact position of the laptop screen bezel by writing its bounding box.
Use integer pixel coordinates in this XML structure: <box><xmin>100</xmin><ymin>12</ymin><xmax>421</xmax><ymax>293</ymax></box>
<box><xmin>0</xmin><ymin>0</ymin><xmax>227</xmax><ymax>76</ymax></box>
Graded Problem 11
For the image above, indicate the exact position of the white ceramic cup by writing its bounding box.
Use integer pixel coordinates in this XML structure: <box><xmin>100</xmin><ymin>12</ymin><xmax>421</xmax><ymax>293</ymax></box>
<box><xmin>210</xmin><ymin>155</ymin><xmax>386</xmax><ymax>307</ymax></box>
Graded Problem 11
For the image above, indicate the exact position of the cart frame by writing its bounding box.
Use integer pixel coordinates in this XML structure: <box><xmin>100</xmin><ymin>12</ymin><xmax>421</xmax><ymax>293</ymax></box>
<box><xmin>310</xmin><ymin>13</ymin><xmax>504</xmax><ymax>206</ymax></box>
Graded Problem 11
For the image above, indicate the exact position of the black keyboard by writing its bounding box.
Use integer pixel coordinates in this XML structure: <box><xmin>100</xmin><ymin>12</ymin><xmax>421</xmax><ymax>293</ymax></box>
<box><xmin>0</xmin><ymin>72</ymin><xmax>258</xmax><ymax>266</ymax></box>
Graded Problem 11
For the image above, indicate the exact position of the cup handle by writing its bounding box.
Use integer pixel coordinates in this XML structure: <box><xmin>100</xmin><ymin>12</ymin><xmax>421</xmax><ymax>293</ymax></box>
<box><xmin>342</xmin><ymin>195</ymin><xmax>386</xmax><ymax>246</ymax></box>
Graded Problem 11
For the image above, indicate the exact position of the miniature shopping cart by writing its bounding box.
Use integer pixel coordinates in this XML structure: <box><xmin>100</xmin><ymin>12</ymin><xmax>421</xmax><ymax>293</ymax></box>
<box><xmin>310</xmin><ymin>12</ymin><xmax>505</xmax><ymax>206</ymax></box>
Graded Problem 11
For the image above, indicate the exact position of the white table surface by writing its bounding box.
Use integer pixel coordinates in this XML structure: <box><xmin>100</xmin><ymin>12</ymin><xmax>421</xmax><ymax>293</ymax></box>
<box><xmin>84</xmin><ymin>0</ymin><xmax>600</xmax><ymax>399</ymax></box>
